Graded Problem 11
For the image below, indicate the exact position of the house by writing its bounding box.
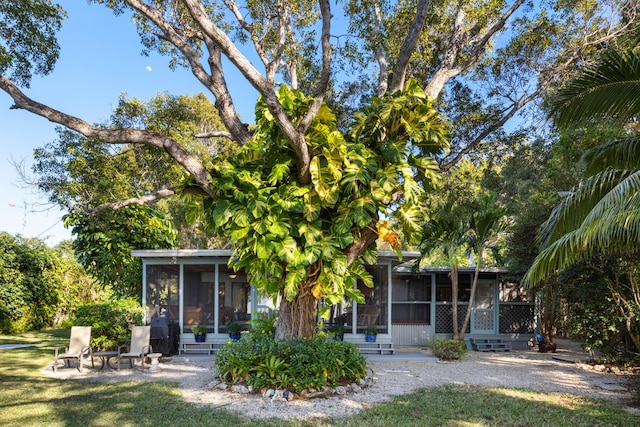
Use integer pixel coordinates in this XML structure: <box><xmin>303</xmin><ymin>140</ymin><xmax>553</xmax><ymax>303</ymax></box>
<box><xmin>132</xmin><ymin>249</ymin><xmax>534</xmax><ymax>354</ymax></box>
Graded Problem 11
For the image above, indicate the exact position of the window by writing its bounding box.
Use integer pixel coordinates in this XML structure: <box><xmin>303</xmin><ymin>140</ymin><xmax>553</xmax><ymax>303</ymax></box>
<box><xmin>392</xmin><ymin>276</ymin><xmax>430</xmax><ymax>324</ymax></box>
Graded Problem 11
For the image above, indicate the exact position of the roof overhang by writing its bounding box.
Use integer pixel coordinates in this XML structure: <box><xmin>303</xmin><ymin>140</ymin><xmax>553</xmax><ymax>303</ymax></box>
<box><xmin>131</xmin><ymin>249</ymin><xmax>420</xmax><ymax>263</ymax></box>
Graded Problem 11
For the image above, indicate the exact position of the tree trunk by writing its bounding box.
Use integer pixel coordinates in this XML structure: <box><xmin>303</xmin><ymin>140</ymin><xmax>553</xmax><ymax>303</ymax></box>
<box><xmin>459</xmin><ymin>267</ymin><xmax>480</xmax><ymax>341</ymax></box>
<box><xmin>274</xmin><ymin>285</ymin><xmax>319</xmax><ymax>340</ymax></box>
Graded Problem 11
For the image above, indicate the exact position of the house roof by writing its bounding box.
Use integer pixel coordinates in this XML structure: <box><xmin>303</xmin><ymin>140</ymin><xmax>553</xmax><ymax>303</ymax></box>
<box><xmin>130</xmin><ymin>250</ymin><xmax>507</xmax><ymax>274</ymax></box>
<box><xmin>131</xmin><ymin>249</ymin><xmax>421</xmax><ymax>261</ymax></box>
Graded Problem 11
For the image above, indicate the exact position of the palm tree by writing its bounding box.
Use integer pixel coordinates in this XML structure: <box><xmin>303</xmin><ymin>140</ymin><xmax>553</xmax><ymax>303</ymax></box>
<box><xmin>524</xmin><ymin>50</ymin><xmax>640</xmax><ymax>286</ymax></box>
<box><xmin>419</xmin><ymin>203</ymin><xmax>468</xmax><ymax>339</ymax></box>
<box><xmin>459</xmin><ymin>193</ymin><xmax>508</xmax><ymax>340</ymax></box>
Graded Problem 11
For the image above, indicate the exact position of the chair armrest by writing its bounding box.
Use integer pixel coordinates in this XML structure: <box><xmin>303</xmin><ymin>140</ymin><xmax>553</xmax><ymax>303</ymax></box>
<box><xmin>118</xmin><ymin>345</ymin><xmax>129</xmax><ymax>356</ymax></box>
<box><xmin>54</xmin><ymin>346</ymin><xmax>68</xmax><ymax>357</ymax></box>
<box><xmin>142</xmin><ymin>345</ymin><xmax>152</xmax><ymax>356</ymax></box>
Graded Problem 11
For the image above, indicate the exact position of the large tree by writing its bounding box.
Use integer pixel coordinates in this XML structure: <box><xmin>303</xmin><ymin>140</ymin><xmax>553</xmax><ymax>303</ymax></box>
<box><xmin>1</xmin><ymin>0</ymin><xmax>638</xmax><ymax>338</ymax></box>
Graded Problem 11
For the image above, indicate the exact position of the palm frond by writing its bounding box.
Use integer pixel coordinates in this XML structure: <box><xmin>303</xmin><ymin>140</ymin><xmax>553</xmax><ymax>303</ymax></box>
<box><xmin>524</xmin><ymin>202</ymin><xmax>640</xmax><ymax>287</ymax></box>
<box><xmin>583</xmin><ymin>136</ymin><xmax>640</xmax><ymax>176</ymax></box>
<box><xmin>540</xmin><ymin>169</ymin><xmax>631</xmax><ymax>245</ymax></box>
<box><xmin>548</xmin><ymin>50</ymin><xmax>640</xmax><ymax>126</ymax></box>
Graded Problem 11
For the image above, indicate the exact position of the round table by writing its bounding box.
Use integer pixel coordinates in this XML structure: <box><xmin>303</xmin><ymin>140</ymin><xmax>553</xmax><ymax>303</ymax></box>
<box><xmin>93</xmin><ymin>351</ymin><xmax>118</xmax><ymax>371</ymax></box>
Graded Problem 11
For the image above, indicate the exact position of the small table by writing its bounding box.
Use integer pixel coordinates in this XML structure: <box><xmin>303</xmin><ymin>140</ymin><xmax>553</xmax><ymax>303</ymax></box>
<box><xmin>93</xmin><ymin>351</ymin><xmax>118</xmax><ymax>371</ymax></box>
<box><xmin>147</xmin><ymin>353</ymin><xmax>162</xmax><ymax>373</ymax></box>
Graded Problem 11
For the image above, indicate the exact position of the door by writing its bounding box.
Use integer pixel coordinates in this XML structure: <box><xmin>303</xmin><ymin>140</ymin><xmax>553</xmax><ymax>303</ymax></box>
<box><xmin>472</xmin><ymin>281</ymin><xmax>495</xmax><ymax>334</ymax></box>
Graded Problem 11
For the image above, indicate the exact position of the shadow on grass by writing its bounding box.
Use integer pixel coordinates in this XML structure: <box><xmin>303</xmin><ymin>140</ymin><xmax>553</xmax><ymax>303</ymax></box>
<box><xmin>1</xmin><ymin>330</ymin><xmax>638</xmax><ymax>427</ymax></box>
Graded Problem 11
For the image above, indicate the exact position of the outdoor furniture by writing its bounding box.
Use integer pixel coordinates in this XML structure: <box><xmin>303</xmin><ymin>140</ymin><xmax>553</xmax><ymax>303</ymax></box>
<box><xmin>117</xmin><ymin>326</ymin><xmax>152</xmax><ymax>371</ymax></box>
<box><xmin>53</xmin><ymin>326</ymin><xmax>94</xmax><ymax>372</ymax></box>
<box><xmin>92</xmin><ymin>351</ymin><xmax>119</xmax><ymax>370</ymax></box>
<box><xmin>147</xmin><ymin>353</ymin><xmax>162</xmax><ymax>373</ymax></box>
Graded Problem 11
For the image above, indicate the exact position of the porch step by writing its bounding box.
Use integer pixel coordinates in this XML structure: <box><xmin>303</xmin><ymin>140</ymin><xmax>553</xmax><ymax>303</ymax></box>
<box><xmin>179</xmin><ymin>338</ymin><xmax>228</xmax><ymax>355</ymax></box>
<box><xmin>471</xmin><ymin>338</ymin><xmax>511</xmax><ymax>352</ymax></box>
<box><xmin>350</xmin><ymin>339</ymin><xmax>395</xmax><ymax>355</ymax></box>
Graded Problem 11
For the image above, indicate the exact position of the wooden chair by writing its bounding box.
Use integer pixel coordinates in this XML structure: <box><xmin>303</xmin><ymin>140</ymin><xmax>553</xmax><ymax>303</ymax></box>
<box><xmin>117</xmin><ymin>326</ymin><xmax>152</xmax><ymax>371</ymax></box>
<box><xmin>53</xmin><ymin>326</ymin><xmax>94</xmax><ymax>372</ymax></box>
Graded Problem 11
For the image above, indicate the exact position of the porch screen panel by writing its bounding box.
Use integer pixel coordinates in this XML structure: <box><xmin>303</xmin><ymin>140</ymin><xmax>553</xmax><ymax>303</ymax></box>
<box><xmin>146</xmin><ymin>265</ymin><xmax>179</xmax><ymax>321</ymax></box>
<box><xmin>391</xmin><ymin>276</ymin><xmax>430</xmax><ymax>324</ymax></box>
<box><xmin>356</xmin><ymin>265</ymin><xmax>388</xmax><ymax>334</ymax></box>
<box><xmin>183</xmin><ymin>265</ymin><xmax>214</xmax><ymax>333</ymax></box>
<box><xmin>218</xmin><ymin>265</ymin><xmax>250</xmax><ymax>332</ymax></box>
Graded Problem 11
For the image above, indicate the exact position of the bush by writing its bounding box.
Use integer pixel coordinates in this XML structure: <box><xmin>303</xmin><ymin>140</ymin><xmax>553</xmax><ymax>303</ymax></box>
<box><xmin>74</xmin><ymin>299</ymin><xmax>145</xmax><ymax>351</ymax></box>
<box><xmin>247</xmin><ymin>311</ymin><xmax>277</xmax><ymax>339</ymax></box>
<box><xmin>428</xmin><ymin>338</ymin><xmax>467</xmax><ymax>361</ymax></box>
<box><xmin>215</xmin><ymin>336</ymin><xmax>368</xmax><ymax>391</ymax></box>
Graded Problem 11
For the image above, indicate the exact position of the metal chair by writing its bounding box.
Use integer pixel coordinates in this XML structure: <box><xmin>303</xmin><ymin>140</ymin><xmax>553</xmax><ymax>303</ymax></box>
<box><xmin>117</xmin><ymin>326</ymin><xmax>152</xmax><ymax>371</ymax></box>
<box><xmin>53</xmin><ymin>326</ymin><xmax>94</xmax><ymax>372</ymax></box>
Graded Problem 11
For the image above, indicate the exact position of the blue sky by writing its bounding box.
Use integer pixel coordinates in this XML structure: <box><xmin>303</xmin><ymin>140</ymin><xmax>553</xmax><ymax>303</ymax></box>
<box><xmin>0</xmin><ymin>1</ymin><xmax>258</xmax><ymax>246</ymax></box>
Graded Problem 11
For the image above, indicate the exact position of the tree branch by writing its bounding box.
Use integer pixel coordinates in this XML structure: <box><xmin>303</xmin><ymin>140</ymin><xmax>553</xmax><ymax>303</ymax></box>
<box><xmin>389</xmin><ymin>0</ymin><xmax>430</xmax><ymax>94</ymax></box>
<box><xmin>181</xmin><ymin>0</ymin><xmax>310</xmax><ymax>184</ymax></box>
<box><xmin>440</xmin><ymin>85</ymin><xmax>544</xmax><ymax>172</ymax></box>
<box><xmin>193</xmin><ymin>130</ymin><xmax>235</xmax><ymax>139</ymax></box>
<box><xmin>298</xmin><ymin>0</ymin><xmax>333</xmax><ymax>133</ymax></box>
<box><xmin>124</xmin><ymin>0</ymin><xmax>251</xmax><ymax>144</ymax></box>
<box><xmin>0</xmin><ymin>75</ymin><xmax>214</xmax><ymax>197</ymax></box>
<box><xmin>373</xmin><ymin>2</ymin><xmax>388</xmax><ymax>97</ymax></box>
<box><xmin>90</xmin><ymin>188</ymin><xmax>177</xmax><ymax>214</ymax></box>
<box><xmin>425</xmin><ymin>0</ymin><xmax>525</xmax><ymax>99</ymax></box>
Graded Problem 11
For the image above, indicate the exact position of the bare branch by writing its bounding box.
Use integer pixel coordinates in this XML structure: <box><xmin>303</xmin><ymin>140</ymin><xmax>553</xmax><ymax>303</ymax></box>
<box><xmin>182</xmin><ymin>0</ymin><xmax>310</xmax><ymax>184</ymax></box>
<box><xmin>0</xmin><ymin>76</ymin><xmax>214</xmax><ymax>197</ymax></box>
<box><xmin>90</xmin><ymin>188</ymin><xmax>176</xmax><ymax>214</ymax></box>
<box><xmin>124</xmin><ymin>0</ymin><xmax>251</xmax><ymax>144</ymax></box>
<box><xmin>373</xmin><ymin>2</ymin><xmax>388</xmax><ymax>97</ymax></box>
<box><xmin>193</xmin><ymin>130</ymin><xmax>235</xmax><ymax>139</ymax></box>
<box><xmin>388</xmin><ymin>0</ymin><xmax>430</xmax><ymax>94</ymax></box>
<box><xmin>298</xmin><ymin>0</ymin><xmax>333</xmax><ymax>133</ymax></box>
<box><xmin>425</xmin><ymin>0</ymin><xmax>525</xmax><ymax>99</ymax></box>
<box><xmin>441</xmin><ymin>85</ymin><xmax>544</xmax><ymax>172</ymax></box>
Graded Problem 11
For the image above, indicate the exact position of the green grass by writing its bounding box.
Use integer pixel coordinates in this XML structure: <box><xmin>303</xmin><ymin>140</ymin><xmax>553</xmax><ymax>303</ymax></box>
<box><xmin>1</xmin><ymin>330</ymin><xmax>638</xmax><ymax>426</ymax></box>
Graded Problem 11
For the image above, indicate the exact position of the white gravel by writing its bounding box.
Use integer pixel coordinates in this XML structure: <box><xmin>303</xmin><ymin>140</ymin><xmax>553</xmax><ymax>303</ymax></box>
<box><xmin>44</xmin><ymin>338</ymin><xmax>638</xmax><ymax>421</ymax></box>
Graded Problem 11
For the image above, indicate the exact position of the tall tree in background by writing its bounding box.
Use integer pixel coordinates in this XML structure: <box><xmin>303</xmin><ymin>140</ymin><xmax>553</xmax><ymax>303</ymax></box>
<box><xmin>1</xmin><ymin>0</ymin><xmax>638</xmax><ymax>338</ymax></box>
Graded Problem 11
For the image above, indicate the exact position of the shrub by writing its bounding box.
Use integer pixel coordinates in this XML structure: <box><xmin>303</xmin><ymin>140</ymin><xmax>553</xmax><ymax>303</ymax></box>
<box><xmin>215</xmin><ymin>336</ymin><xmax>368</xmax><ymax>391</ymax></box>
<box><xmin>247</xmin><ymin>311</ymin><xmax>277</xmax><ymax>339</ymax></box>
<box><xmin>74</xmin><ymin>298</ymin><xmax>145</xmax><ymax>351</ymax></box>
<box><xmin>428</xmin><ymin>338</ymin><xmax>467</xmax><ymax>361</ymax></box>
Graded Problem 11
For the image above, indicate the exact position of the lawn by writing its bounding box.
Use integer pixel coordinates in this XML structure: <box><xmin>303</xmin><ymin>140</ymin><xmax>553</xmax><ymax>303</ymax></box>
<box><xmin>0</xmin><ymin>329</ymin><xmax>637</xmax><ymax>426</ymax></box>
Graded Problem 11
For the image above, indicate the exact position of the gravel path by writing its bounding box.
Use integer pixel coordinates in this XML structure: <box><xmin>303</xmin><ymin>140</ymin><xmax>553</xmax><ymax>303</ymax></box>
<box><xmin>44</xmin><ymin>339</ymin><xmax>639</xmax><ymax>421</ymax></box>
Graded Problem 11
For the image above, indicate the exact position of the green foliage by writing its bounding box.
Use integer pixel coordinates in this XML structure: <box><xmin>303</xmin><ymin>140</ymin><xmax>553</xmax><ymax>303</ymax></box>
<box><xmin>214</xmin><ymin>336</ymin><xmax>368</xmax><ymax>391</ymax></box>
<box><xmin>525</xmin><ymin>50</ymin><xmax>640</xmax><ymax>287</ymax></box>
<box><xmin>187</xmin><ymin>81</ymin><xmax>448</xmax><ymax>319</ymax></box>
<box><xmin>247</xmin><ymin>311</ymin><xmax>277</xmax><ymax>339</ymax></box>
<box><xmin>226</xmin><ymin>321</ymin><xmax>242</xmax><ymax>334</ymax></box>
<box><xmin>561</xmin><ymin>255</ymin><xmax>640</xmax><ymax>359</ymax></box>
<box><xmin>364</xmin><ymin>325</ymin><xmax>377</xmax><ymax>335</ymax></box>
<box><xmin>0</xmin><ymin>0</ymin><xmax>65</xmax><ymax>87</ymax></box>
<box><xmin>0</xmin><ymin>233</ymin><xmax>60</xmax><ymax>333</ymax></box>
<box><xmin>74</xmin><ymin>299</ymin><xmax>145</xmax><ymax>351</ymax></box>
<box><xmin>64</xmin><ymin>205</ymin><xmax>178</xmax><ymax>298</ymax></box>
<box><xmin>427</xmin><ymin>338</ymin><xmax>468</xmax><ymax>361</ymax></box>
<box><xmin>191</xmin><ymin>325</ymin><xmax>207</xmax><ymax>334</ymax></box>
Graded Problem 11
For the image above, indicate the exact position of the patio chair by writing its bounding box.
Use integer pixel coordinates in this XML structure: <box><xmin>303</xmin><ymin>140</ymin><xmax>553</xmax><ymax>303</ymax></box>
<box><xmin>117</xmin><ymin>326</ymin><xmax>152</xmax><ymax>371</ymax></box>
<box><xmin>53</xmin><ymin>326</ymin><xmax>94</xmax><ymax>372</ymax></box>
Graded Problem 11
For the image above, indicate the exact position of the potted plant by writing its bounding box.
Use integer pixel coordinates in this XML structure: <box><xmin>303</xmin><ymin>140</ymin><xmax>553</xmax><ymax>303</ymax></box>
<box><xmin>192</xmin><ymin>325</ymin><xmax>207</xmax><ymax>342</ymax></box>
<box><xmin>364</xmin><ymin>325</ymin><xmax>377</xmax><ymax>342</ymax></box>
<box><xmin>227</xmin><ymin>321</ymin><xmax>242</xmax><ymax>341</ymax></box>
<box><xmin>329</xmin><ymin>323</ymin><xmax>345</xmax><ymax>341</ymax></box>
